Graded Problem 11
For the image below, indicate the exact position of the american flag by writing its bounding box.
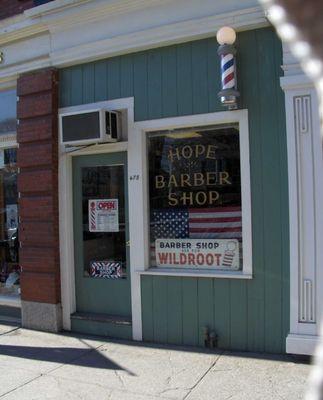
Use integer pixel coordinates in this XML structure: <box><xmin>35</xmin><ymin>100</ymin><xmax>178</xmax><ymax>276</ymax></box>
<box><xmin>150</xmin><ymin>206</ymin><xmax>242</xmax><ymax>265</ymax></box>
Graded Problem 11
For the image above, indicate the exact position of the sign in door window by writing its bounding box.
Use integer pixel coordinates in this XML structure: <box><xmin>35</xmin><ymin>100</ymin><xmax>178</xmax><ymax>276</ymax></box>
<box><xmin>82</xmin><ymin>165</ymin><xmax>126</xmax><ymax>279</ymax></box>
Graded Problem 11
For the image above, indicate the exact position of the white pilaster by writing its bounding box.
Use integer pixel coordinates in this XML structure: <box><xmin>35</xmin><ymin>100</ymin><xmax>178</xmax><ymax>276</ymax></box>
<box><xmin>281</xmin><ymin>66</ymin><xmax>323</xmax><ymax>354</ymax></box>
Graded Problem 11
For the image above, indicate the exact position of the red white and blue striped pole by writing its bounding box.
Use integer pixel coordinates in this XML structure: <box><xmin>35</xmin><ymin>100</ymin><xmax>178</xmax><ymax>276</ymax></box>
<box><xmin>217</xmin><ymin>26</ymin><xmax>240</xmax><ymax>109</ymax></box>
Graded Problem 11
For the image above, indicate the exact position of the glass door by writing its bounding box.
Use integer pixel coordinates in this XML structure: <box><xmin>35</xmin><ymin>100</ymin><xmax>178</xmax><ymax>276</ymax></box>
<box><xmin>72</xmin><ymin>152</ymin><xmax>131</xmax><ymax>318</ymax></box>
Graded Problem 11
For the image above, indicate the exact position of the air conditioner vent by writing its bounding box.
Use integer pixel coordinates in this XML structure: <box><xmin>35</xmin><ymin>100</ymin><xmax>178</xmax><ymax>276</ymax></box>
<box><xmin>60</xmin><ymin>109</ymin><xmax>121</xmax><ymax>146</ymax></box>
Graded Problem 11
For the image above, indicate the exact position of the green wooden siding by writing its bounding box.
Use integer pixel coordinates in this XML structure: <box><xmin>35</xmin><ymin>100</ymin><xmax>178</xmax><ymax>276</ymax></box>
<box><xmin>60</xmin><ymin>27</ymin><xmax>289</xmax><ymax>353</ymax></box>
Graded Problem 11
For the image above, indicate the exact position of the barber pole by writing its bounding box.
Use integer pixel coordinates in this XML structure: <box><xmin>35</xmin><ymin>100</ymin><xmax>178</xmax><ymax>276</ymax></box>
<box><xmin>216</xmin><ymin>26</ymin><xmax>240</xmax><ymax>109</ymax></box>
<box><xmin>221</xmin><ymin>53</ymin><xmax>235</xmax><ymax>90</ymax></box>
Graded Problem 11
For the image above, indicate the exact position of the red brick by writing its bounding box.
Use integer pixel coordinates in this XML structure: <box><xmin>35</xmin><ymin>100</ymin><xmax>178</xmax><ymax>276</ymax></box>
<box><xmin>18</xmin><ymin>169</ymin><xmax>54</xmax><ymax>193</ymax></box>
<box><xmin>17</xmin><ymin>116</ymin><xmax>56</xmax><ymax>143</ymax></box>
<box><xmin>20</xmin><ymin>247</ymin><xmax>59</xmax><ymax>274</ymax></box>
<box><xmin>17</xmin><ymin>68</ymin><xmax>60</xmax><ymax>305</ymax></box>
<box><xmin>17</xmin><ymin>69</ymin><xmax>58</xmax><ymax>97</ymax></box>
<box><xmin>18</xmin><ymin>143</ymin><xmax>55</xmax><ymax>168</ymax></box>
<box><xmin>19</xmin><ymin>196</ymin><xmax>56</xmax><ymax>220</ymax></box>
<box><xmin>20</xmin><ymin>221</ymin><xmax>58</xmax><ymax>247</ymax></box>
<box><xmin>20</xmin><ymin>271</ymin><xmax>60</xmax><ymax>304</ymax></box>
<box><xmin>17</xmin><ymin>92</ymin><xmax>54</xmax><ymax>119</ymax></box>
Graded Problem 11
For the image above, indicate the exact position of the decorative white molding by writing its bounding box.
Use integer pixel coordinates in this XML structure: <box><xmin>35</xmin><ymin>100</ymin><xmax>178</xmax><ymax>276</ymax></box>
<box><xmin>282</xmin><ymin>78</ymin><xmax>323</xmax><ymax>354</ymax></box>
<box><xmin>300</xmin><ymin>279</ymin><xmax>315</xmax><ymax>323</ymax></box>
<box><xmin>51</xmin><ymin>7</ymin><xmax>267</xmax><ymax>68</ymax></box>
<box><xmin>0</xmin><ymin>21</ymin><xmax>47</xmax><ymax>47</ymax></box>
<box><xmin>0</xmin><ymin>2</ymin><xmax>267</xmax><ymax>83</ymax></box>
<box><xmin>280</xmin><ymin>75</ymin><xmax>314</xmax><ymax>91</ymax></box>
<box><xmin>286</xmin><ymin>333</ymin><xmax>320</xmax><ymax>356</ymax></box>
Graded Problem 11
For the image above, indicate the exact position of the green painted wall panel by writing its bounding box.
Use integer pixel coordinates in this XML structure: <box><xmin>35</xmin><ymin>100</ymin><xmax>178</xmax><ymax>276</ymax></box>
<box><xmin>60</xmin><ymin>27</ymin><xmax>289</xmax><ymax>353</ymax></box>
<box><xmin>70</xmin><ymin>66</ymin><xmax>83</xmax><ymax>106</ymax></box>
<box><xmin>82</xmin><ymin>64</ymin><xmax>95</xmax><ymax>104</ymax></box>
<box><xmin>191</xmin><ymin>40</ymin><xmax>209</xmax><ymax>115</ymax></box>
<box><xmin>152</xmin><ymin>276</ymin><xmax>168</xmax><ymax>343</ymax></box>
<box><xmin>213</xmin><ymin>280</ymin><xmax>230</xmax><ymax>349</ymax></box>
<box><xmin>107</xmin><ymin>57</ymin><xmax>121</xmax><ymax>100</ymax></box>
<box><xmin>238</xmin><ymin>30</ymin><xmax>266</xmax><ymax>353</ymax></box>
<box><xmin>94</xmin><ymin>60</ymin><xmax>108</xmax><ymax>102</ymax></box>
<box><xmin>197</xmin><ymin>278</ymin><xmax>214</xmax><ymax>347</ymax></box>
<box><xmin>161</xmin><ymin>47</ymin><xmax>177</xmax><ymax>117</ymax></box>
<box><xmin>166</xmin><ymin>277</ymin><xmax>183</xmax><ymax>345</ymax></box>
<box><xmin>141</xmin><ymin>275</ymin><xmax>154</xmax><ymax>342</ymax></box>
<box><xmin>230</xmin><ymin>281</ymin><xmax>248</xmax><ymax>351</ymax></box>
<box><xmin>182</xmin><ymin>278</ymin><xmax>198</xmax><ymax>346</ymax></box>
<box><xmin>120</xmin><ymin>55</ymin><xmax>134</xmax><ymax>98</ymax></box>
<box><xmin>147</xmin><ymin>50</ymin><xmax>163</xmax><ymax>120</ymax></box>
<box><xmin>176</xmin><ymin>43</ymin><xmax>193</xmax><ymax>116</ymax></box>
<box><xmin>133</xmin><ymin>53</ymin><xmax>148</xmax><ymax>121</ymax></box>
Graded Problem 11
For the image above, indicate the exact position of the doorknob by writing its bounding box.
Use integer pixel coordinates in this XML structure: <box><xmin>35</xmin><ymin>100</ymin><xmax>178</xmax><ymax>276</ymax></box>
<box><xmin>126</xmin><ymin>241</ymin><xmax>130</xmax><ymax>246</ymax></box>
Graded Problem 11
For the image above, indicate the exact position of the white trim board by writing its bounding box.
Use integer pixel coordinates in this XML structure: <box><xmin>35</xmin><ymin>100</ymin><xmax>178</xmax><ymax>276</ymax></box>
<box><xmin>282</xmin><ymin>77</ymin><xmax>323</xmax><ymax>354</ymax></box>
<box><xmin>286</xmin><ymin>334</ymin><xmax>320</xmax><ymax>356</ymax></box>
<box><xmin>131</xmin><ymin>109</ymin><xmax>253</xmax><ymax>280</ymax></box>
<box><xmin>0</xmin><ymin>4</ymin><xmax>268</xmax><ymax>83</ymax></box>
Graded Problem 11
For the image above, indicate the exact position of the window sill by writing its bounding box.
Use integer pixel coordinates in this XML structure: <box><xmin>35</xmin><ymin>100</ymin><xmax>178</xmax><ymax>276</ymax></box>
<box><xmin>136</xmin><ymin>268</ymin><xmax>252</xmax><ymax>279</ymax></box>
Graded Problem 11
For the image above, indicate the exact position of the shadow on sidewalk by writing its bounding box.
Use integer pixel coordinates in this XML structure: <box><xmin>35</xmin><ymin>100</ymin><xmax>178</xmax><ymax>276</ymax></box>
<box><xmin>0</xmin><ymin>343</ymin><xmax>136</xmax><ymax>374</ymax></box>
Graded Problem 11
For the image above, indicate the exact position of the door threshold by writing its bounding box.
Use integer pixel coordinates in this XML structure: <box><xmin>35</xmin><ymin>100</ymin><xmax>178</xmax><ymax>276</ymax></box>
<box><xmin>71</xmin><ymin>312</ymin><xmax>132</xmax><ymax>326</ymax></box>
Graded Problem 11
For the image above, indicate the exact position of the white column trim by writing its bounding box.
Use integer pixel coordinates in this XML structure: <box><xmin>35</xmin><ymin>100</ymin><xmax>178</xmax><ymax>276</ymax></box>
<box><xmin>282</xmin><ymin>74</ymin><xmax>323</xmax><ymax>354</ymax></box>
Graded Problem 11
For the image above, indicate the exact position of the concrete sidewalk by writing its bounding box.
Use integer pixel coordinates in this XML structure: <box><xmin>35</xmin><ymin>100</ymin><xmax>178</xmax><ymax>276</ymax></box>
<box><xmin>0</xmin><ymin>323</ymin><xmax>311</xmax><ymax>400</ymax></box>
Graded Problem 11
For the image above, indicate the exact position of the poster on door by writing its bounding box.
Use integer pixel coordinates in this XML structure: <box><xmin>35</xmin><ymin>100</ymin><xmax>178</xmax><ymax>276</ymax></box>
<box><xmin>88</xmin><ymin>199</ymin><xmax>119</xmax><ymax>232</ymax></box>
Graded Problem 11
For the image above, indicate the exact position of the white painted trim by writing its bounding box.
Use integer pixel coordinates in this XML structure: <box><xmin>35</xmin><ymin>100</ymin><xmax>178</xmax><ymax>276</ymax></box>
<box><xmin>280</xmin><ymin>75</ymin><xmax>315</xmax><ymax>91</ymax></box>
<box><xmin>137</xmin><ymin>270</ymin><xmax>252</xmax><ymax>279</ymax></box>
<box><xmin>50</xmin><ymin>7</ymin><xmax>268</xmax><ymax>68</ymax></box>
<box><xmin>286</xmin><ymin>334</ymin><xmax>320</xmax><ymax>356</ymax></box>
<box><xmin>282</xmin><ymin>79</ymin><xmax>323</xmax><ymax>354</ymax></box>
<box><xmin>133</xmin><ymin>109</ymin><xmax>252</xmax><ymax>279</ymax></box>
<box><xmin>58</xmin><ymin>97</ymin><xmax>142</xmax><ymax>340</ymax></box>
<box><xmin>0</xmin><ymin>5</ymin><xmax>268</xmax><ymax>82</ymax></box>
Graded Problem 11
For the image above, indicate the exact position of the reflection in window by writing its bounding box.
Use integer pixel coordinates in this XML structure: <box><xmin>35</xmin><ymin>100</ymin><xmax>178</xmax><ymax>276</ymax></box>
<box><xmin>148</xmin><ymin>124</ymin><xmax>243</xmax><ymax>271</ymax></box>
<box><xmin>0</xmin><ymin>149</ymin><xmax>19</xmax><ymax>296</ymax></box>
<box><xmin>0</xmin><ymin>89</ymin><xmax>16</xmax><ymax>135</ymax></box>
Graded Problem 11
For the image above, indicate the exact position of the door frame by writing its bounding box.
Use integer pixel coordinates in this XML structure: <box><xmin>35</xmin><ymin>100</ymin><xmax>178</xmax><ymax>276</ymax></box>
<box><xmin>58</xmin><ymin>97</ymin><xmax>143</xmax><ymax>339</ymax></box>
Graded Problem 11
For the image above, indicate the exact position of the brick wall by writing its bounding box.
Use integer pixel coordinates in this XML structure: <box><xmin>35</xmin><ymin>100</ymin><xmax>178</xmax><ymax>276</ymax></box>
<box><xmin>0</xmin><ymin>0</ymin><xmax>34</xmax><ymax>20</ymax></box>
<box><xmin>17</xmin><ymin>68</ymin><xmax>60</xmax><ymax>305</ymax></box>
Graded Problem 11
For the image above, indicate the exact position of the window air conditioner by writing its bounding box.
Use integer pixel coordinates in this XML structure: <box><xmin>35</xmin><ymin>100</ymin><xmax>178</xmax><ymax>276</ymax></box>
<box><xmin>59</xmin><ymin>109</ymin><xmax>121</xmax><ymax>146</ymax></box>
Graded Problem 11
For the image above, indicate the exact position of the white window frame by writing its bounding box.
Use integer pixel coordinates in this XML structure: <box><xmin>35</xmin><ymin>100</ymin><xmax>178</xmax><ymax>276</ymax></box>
<box><xmin>130</xmin><ymin>109</ymin><xmax>252</xmax><ymax>279</ymax></box>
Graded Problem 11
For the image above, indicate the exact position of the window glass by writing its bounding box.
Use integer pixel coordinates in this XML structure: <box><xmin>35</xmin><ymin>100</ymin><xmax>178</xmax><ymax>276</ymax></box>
<box><xmin>0</xmin><ymin>148</ymin><xmax>19</xmax><ymax>296</ymax></box>
<box><xmin>82</xmin><ymin>165</ymin><xmax>127</xmax><ymax>279</ymax></box>
<box><xmin>0</xmin><ymin>89</ymin><xmax>16</xmax><ymax>135</ymax></box>
<box><xmin>148</xmin><ymin>124</ymin><xmax>242</xmax><ymax>271</ymax></box>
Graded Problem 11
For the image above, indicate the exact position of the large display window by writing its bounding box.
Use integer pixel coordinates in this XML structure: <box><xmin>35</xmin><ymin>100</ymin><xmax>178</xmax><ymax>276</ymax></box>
<box><xmin>148</xmin><ymin>124</ymin><xmax>244</xmax><ymax>272</ymax></box>
<box><xmin>0</xmin><ymin>89</ymin><xmax>19</xmax><ymax>298</ymax></box>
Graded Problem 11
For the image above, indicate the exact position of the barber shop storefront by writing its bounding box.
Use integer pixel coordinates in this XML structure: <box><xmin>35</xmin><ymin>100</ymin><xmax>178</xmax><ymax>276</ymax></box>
<box><xmin>54</xmin><ymin>25</ymin><xmax>290</xmax><ymax>353</ymax></box>
<box><xmin>5</xmin><ymin>0</ymin><xmax>322</xmax><ymax>356</ymax></box>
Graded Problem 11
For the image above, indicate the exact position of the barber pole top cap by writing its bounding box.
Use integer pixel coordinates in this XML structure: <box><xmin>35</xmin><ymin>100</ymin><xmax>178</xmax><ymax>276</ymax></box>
<box><xmin>216</xmin><ymin>26</ymin><xmax>236</xmax><ymax>45</ymax></box>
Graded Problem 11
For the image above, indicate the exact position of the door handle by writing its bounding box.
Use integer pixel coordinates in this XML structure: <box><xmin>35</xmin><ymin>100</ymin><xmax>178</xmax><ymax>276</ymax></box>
<box><xmin>126</xmin><ymin>241</ymin><xmax>130</xmax><ymax>246</ymax></box>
